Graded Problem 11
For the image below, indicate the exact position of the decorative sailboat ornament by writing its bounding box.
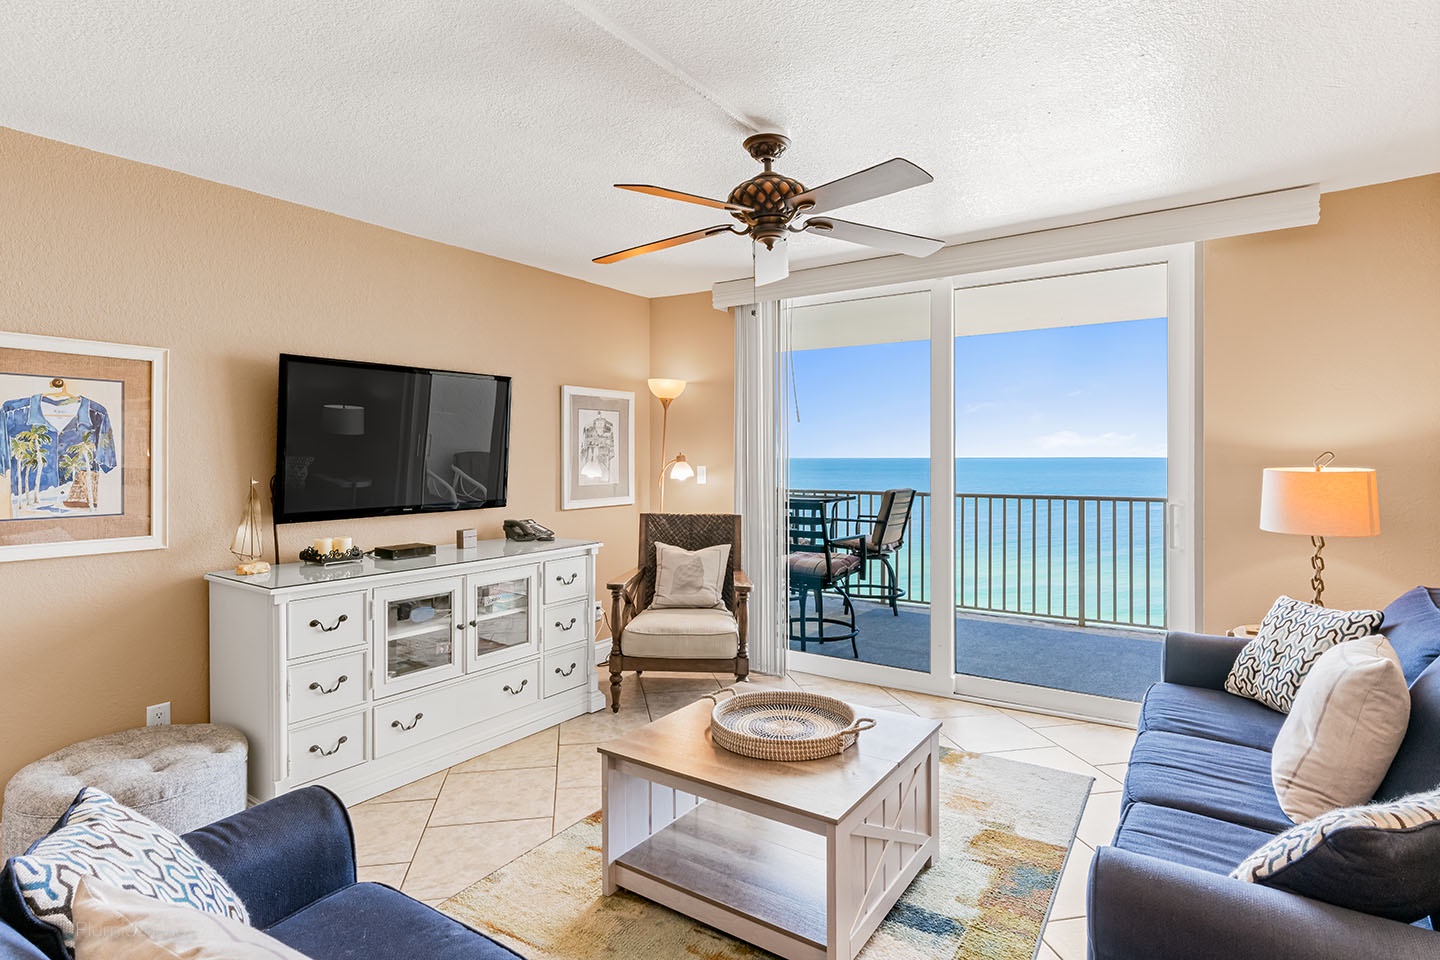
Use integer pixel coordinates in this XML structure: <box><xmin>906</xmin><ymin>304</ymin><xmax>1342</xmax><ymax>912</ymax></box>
<box><xmin>231</xmin><ymin>478</ymin><xmax>270</xmax><ymax>575</ymax></box>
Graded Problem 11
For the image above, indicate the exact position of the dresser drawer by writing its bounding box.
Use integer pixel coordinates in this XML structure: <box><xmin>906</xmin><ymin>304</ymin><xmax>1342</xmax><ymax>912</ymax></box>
<box><xmin>470</xmin><ymin>659</ymin><xmax>541</xmax><ymax>721</ymax></box>
<box><xmin>542</xmin><ymin>645</ymin><xmax>589</xmax><ymax>698</ymax></box>
<box><xmin>542</xmin><ymin>599</ymin><xmax>589</xmax><ymax>648</ymax></box>
<box><xmin>288</xmin><ymin>650</ymin><xmax>367</xmax><ymax>723</ymax></box>
<box><xmin>287</xmin><ymin>593</ymin><xmax>366</xmax><ymax>659</ymax></box>
<box><xmin>544</xmin><ymin>556</ymin><xmax>588</xmax><ymax>604</ymax></box>
<box><xmin>373</xmin><ymin>684</ymin><xmax>457</xmax><ymax>758</ymax></box>
<box><xmin>289</xmin><ymin>711</ymin><xmax>366</xmax><ymax>784</ymax></box>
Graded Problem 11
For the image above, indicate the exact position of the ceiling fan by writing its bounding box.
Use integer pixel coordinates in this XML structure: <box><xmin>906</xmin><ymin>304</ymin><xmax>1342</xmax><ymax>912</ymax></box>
<box><xmin>594</xmin><ymin>133</ymin><xmax>943</xmax><ymax>286</ymax></box>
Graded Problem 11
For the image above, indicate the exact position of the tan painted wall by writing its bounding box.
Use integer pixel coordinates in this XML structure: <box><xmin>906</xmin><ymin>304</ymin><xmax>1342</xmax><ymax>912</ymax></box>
<box><xmin>1201</xmin><ymin>174</ymin><xmax>1440</xmax><ymax>631</ymax></box>
<box><xmin>0</xmin><ymin>127</ymin><xmax>656</xmax><ymax>786</ymax></box>
<box><xmin>646</xmin><ymin>293</ymin><xmax>735</xmax><ymax>523</ymax></box>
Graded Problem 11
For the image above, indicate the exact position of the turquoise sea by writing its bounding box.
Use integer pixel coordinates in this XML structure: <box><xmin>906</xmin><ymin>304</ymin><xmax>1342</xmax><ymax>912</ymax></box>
<box><xmin>789</xmin><ymin>457</ymin><xmax>1168</xmax><ymax>627</ymax></box>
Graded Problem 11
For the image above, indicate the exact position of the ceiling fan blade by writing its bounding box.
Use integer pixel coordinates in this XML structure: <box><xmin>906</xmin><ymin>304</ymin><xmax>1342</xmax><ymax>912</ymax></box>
<box><xmin>789</xmin><ymin>158</ymin><xmax>933</xmax><ymax>215</ymax></box>
<box><xmin>616</xmin><ymin>184</ymin><xmax>753</xmax><ymax>212</ymax></box>
<box><xmin>753</xmin><ymin>236</ymin><xmax>789</xmax><ymax>286</ymax></box>
<box><xmin>593</xmin><ymin>225</ymin><xmax>734</xmax><ymax>264</ymax></box>
<box><xmin>803</xmin><ymin>217</ymin><xmax>944</xmax><ymax>257</ymax></box>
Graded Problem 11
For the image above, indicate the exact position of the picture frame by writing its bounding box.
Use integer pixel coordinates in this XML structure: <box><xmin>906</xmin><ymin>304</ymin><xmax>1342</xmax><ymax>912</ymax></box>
<box><xmin>561</xmin><ymin>385</ymin><xmax>634</xmax><ymax>510</ymax></box>
<box><xmin>0</xmin><ymin>331</ymin><xmax>168</xmax><ymax>561</ymax></box>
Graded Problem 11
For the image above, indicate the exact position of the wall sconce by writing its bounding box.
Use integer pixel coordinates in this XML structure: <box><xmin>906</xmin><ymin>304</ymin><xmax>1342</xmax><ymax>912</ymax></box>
<box><xmin>1260</xmin><ymin>451</ymin><xmax>1380</xmax><ymax>605</ymax></box>
<box><xmin>648</xmin><ymin>378</ymin><xmax>690</xmax><ymax>512</ymax></box>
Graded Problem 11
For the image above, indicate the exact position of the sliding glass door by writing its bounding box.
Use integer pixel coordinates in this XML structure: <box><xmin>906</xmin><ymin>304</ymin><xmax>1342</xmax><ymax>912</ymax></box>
<box><xmin>786</xmin><ymin>288</ymin><xmax>935</xmax><ymax>687</ymax></box>
<box><xmin>781</xmin><ymin>248</ymin><xmax>1198</xmax><ymax>721</ymax></box>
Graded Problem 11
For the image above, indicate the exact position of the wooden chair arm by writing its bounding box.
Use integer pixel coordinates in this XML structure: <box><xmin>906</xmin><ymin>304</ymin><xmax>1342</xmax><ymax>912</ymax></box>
<box><xmin>732</xmin><ymin>570</ymin><xmax>753</xmax><ymax>595</ymax></box>
<box><xmin>606</xmin><ymin>567</ymin><xmax>643</xmax><ymax>593</ymax></box>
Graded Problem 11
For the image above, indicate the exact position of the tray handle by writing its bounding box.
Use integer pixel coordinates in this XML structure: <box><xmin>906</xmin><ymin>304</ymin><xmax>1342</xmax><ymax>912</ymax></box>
<box><xmin>701</xmin><ymin>679</ymin><xmax>752</xmax><ymax>705</ymax></box>
<box><xmin>838</xmin><ymin>717</ymin><xmax>877</xmax><ymax>750</ymax></box>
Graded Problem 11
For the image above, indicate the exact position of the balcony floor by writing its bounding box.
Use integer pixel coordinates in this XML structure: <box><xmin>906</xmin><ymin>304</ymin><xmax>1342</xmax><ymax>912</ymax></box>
<box><xmin>789</xmin><ymin>599</ymin><xmax>1163</xmax><ymax>701</ymax></box>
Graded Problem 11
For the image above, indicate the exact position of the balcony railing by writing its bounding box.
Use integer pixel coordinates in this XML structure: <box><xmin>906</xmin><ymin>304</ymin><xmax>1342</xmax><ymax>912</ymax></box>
<box><xmin>790</xmin><ymin>488</ymin><xmax>1167</xmax><ymax>630</ymax></box>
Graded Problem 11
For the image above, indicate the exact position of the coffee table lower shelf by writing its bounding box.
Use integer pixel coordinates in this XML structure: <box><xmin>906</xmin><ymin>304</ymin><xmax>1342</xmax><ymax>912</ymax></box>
<box><xmin>612</xmin><ymin>802</ymin><xmax>828</xmax><ymax>953</ymax></box>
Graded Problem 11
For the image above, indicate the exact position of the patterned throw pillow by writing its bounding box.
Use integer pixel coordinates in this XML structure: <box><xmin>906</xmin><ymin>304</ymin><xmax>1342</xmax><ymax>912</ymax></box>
<box><xmin>1223</xmin><ymin>596</ymin><xmax>1383</xmax><ymax>712</ymax></box>
<box><xmin>0</xmin><ymin>788</ymin><xmax>248</xmax><ymax>956</ymax></box>
<box><xmin>1231</xmin><ymin>787</ymin><xmax>1440</xmax><ymax>922</ymax></box>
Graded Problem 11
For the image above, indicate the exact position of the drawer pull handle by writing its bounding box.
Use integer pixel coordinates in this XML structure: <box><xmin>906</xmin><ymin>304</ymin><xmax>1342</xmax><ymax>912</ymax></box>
<box><xmin>502</xmin><ymin>679</ymin><xmax>529</xmax><ymax>695</ymax></box>
<box><xmin>556</xmin><ymin>573</ymin><xmax>578</xmax><ymax>586</ymax></box>
<box><xmin>308</xmin><ymin>675</ymin><xmax>349</xmax><ymax>695</ymax></box>
<box><xmin>308</xmin><ymin>614</ymin><xmax>349</xmax><ymax>633</ymax></box>
<box><xmin>309</xmin><ymin>736</ymin><xmax>348</xmax><ymax>757</ymax></box>
<box><xmin>555</xmin><ymin>617</ymin><xmax>577</xmax><ymax>631</ymax></box>
<box><xmin>391</xmin><ymin>713</ymin><xmax>424</xmax><ymax>732</ymax></box>
<box><xmin>555</xmin><ymin>662</ymin><xmax>578</xmax><ymax>678</ymax></box>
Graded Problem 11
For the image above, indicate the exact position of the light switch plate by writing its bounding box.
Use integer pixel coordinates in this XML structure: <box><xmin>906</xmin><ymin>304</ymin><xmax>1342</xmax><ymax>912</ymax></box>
<box><xmin>696</xmin><ymin>465</ymin><xmax>707</xmax><ymax>484</ymax></box>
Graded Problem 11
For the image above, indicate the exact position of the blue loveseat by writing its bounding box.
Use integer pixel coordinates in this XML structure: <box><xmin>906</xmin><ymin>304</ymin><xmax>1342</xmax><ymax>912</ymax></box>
<box><xmin>1088</xmin><ymin>603</ymin><xmax>1440</xmax><ymax>960</ymax></box>
<box><xmin>0</xmin><ymin>786</ymin><xmax>520</xmax><ymax>960</ymax></box>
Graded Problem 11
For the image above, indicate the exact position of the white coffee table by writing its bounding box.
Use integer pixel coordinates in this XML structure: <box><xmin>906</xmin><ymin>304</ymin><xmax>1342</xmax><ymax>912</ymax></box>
<box><xmin>599</xmin><ymin>699</ymin><xmax>941</xmax><ymax>960</ymax></box>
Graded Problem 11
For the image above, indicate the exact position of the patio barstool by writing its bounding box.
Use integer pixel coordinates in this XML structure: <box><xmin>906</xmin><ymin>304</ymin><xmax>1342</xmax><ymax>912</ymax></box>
<box><xmin>788</xmin><ymin>495</ymin><xmax>864</xmax><ymax>657</ymax></box>
<box><xmin>833</xmin><ymin>488</ymin><xmax>915</xmax><ymax>616</ymax></box>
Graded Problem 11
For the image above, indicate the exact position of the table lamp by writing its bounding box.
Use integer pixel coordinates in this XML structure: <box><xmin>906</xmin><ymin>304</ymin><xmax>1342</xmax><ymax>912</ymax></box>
<box><xmin>1259</xmin><ymin>451</ymin><xmax>1380</xmax><ymax>605</ymax></box>
<box><xmin>648</xmin><ymin>378</ymin><xmax>692</xmax><ymax>512</ymax></box>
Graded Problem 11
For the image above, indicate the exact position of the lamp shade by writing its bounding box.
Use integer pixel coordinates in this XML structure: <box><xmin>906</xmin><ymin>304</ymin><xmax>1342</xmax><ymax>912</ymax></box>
<box><xmin>321</xmin><ymin>404</ymin><xmax>365</xmax><ymax>436</ymax></box>
<box><xmin>647</xmin><ymin>378</ymin><xmax>687</xmax><ymax>401</ymax></box>
<box><xmin>1260</xmin><ymin>466</ymin><xmax>1380</xmax><ymax>537</ymax></box>
<box><xmin>668</xmin><ymin>454</ymin><xmax>694</xmax><ymax>481</ymax></box>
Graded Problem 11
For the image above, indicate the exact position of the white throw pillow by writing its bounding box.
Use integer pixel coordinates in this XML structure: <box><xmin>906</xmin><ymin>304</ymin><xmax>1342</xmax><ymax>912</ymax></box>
<box><xmin>73</xmin><ymin>879</ymin><xmax>307</xmax><ymax>960</ymax></box>
<box><xmin>1224</xmin><ymin>596</ymin><xmax>1383</xmax><ymax>713</ymax></box>
<box><xmin>1271</xmin><ymin>635</ymin><xmax>1410</xmax><ymax>822</ymax></box>
<box><xmin>651</xmin><ymin>541</ymin><xmax>730</xmax><ymax>609</ymax></box>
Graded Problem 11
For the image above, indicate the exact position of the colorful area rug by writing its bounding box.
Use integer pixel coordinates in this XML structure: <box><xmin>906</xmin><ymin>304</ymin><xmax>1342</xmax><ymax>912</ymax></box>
<box><xmin>442</xmin><ymin>749</ymin><xmax>1091</xmax><ymax>960</ymax></box>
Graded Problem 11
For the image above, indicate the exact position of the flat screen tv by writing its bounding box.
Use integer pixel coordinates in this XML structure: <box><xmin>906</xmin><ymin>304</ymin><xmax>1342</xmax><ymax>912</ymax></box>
<box><xmin>275</xmin><ymin>354</ymin><xmax>511</xmax><ymax>524</ymax></box>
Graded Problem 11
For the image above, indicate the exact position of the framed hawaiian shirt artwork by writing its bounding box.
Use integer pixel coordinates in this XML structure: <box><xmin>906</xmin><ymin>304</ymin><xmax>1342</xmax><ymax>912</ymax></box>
<box><xmin>0</xmin><ymin>332</ymin><xmax>168</xmax><ymax>561</ymax></box>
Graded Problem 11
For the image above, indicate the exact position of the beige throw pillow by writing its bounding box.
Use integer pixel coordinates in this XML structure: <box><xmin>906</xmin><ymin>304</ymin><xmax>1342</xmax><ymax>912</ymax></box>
<box><xmin>651</xmin><ymin>541</ymin><xmax>730</xmax><ymax>609</ymax></box>
<box><xmin>1272</xmin><ymin>635</ymin><xmax>1410</xmax><ymax>823</ymax></box>
<box><xmin>73</xmin><ymin>878</ymin><xmax>308</xmax><ymax>960</ymax></box>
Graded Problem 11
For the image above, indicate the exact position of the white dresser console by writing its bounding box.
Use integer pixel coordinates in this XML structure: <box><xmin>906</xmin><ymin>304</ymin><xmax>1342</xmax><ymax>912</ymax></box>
<box><xmin>206</xmin><ymin>538</ymin><xmax>604</xmax><ymax>805</ymax></box>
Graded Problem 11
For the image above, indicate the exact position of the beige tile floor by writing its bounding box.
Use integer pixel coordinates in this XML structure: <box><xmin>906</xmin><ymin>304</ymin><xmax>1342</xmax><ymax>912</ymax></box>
<box><xmin>349</xmin><ymin>669</ymin><xmax>1130</xmax><ymax>959</ymax></box>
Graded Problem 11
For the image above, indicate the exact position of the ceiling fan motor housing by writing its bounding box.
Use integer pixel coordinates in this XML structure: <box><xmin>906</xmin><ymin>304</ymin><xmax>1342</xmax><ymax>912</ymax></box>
<box><xmin>728</xmin><ymin>172</ymin><xmax>805</xmax><ymax>248</ymax></box>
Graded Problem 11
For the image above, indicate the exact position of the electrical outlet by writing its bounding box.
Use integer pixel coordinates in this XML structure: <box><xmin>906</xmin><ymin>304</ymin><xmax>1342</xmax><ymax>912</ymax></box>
<box><xmin>146</xmin><ymin>702</ymin><xmax>171</xmax><ymax>727</ymax></box>
<box><xmin>593</xmin><ymin>600</ymin><xmax>604</xmax><ymax>621</ymax></box>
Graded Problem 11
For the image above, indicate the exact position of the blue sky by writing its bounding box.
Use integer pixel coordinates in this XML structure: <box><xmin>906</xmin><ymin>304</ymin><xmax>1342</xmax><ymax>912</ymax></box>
<box><xmin>788</xmin><ymin>317</ymin><xmax>1168</xmax><ymax>458</ymax></box>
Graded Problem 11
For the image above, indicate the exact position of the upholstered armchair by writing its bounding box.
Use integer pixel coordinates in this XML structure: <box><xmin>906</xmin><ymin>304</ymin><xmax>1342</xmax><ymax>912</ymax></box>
<box><xmin>605</xmin><ymin>513</ymin><xmax>750</xmax><ymax>712</ymax></box>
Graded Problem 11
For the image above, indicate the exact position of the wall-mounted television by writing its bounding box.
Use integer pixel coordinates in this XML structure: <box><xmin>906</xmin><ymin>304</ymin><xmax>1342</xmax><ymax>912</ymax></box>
<box><xmin>275</xmin><ymin>354</ymin><xmax>511</xmax><ymax>524</ymax></box>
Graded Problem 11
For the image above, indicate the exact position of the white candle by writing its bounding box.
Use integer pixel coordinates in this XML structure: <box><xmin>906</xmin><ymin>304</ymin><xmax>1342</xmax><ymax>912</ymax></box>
<box><xmin>335</xmin><ymin>536</ymin><xmax>354</xmax><ymax>553</ymax></box>
<box><xmin>312</xmin><ymin>537</ymin><xmax>333</xmax><ymax>555</ymax></box>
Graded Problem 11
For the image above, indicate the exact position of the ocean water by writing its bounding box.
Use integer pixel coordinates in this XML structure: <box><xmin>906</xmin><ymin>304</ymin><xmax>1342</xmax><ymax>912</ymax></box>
<box><xmin>790</xmin><ymin>457</ymin><xmax>1166</xmax><ymax>498</ymax></box>
<box><xmin>789</xmin><ymin>457</ymin><xmax>1169</xmax><ymax>627</ymax></box>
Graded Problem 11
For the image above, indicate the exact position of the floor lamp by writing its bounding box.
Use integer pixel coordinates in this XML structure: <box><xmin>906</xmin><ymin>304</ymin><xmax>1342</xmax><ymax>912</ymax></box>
<box><xmin>648</xmin><ymin>378</ymin><xmax>694</xmax><ymax>512</ymax></box>
<box><xmin>1260</xmin><ymin>451</ymin><xmax>1380</xmax><ymax>605</ymax></box>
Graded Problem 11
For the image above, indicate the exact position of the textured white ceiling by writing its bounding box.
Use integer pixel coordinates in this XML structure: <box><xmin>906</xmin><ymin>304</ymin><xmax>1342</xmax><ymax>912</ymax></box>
<box><xmin>2</xmin><ymin>1</ymin><xmax>1438</xmax><ymax>298</ymax></box>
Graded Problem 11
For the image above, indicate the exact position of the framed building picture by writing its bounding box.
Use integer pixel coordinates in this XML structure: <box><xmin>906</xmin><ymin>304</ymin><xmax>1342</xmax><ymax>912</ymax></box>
<box><xmin>561</xmin><ymin>385</ymin><xmax>634</xmax><ymax>509</ymax></box>
<box><xmin>0</xmin><ymin>332</ymin><xmax>168</xmax><ymax>561</ymax></box>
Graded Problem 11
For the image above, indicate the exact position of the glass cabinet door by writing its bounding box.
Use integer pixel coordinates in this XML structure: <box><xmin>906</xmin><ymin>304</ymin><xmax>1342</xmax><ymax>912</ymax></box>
<box><xmin>465</xmin><ymin>565</ymin><xmax>539</xmax><ymax>671</ymax></box>
<box><xmin>372</xmin><ymin>577</ymin><xmax>465</xmax><ymax>697</ymax></box>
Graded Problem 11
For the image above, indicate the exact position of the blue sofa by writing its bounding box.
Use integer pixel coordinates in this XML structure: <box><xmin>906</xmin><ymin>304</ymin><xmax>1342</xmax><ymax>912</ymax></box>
<box><xmin>0</xmin><ymin>786</ymin><xmax>521</xmax><ymax>960</ymax></box>
<box><xmin>1088</xmin><ymin>629</ymin><xmax>1440</xmax><ymax>959</ymax></box>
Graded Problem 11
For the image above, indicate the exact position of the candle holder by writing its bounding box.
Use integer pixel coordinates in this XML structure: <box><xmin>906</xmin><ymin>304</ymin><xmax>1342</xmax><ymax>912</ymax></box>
<box><xmin>299</xmin><ymin>545</ymin><xmax>365</xmax><ymax>566</ymax></box>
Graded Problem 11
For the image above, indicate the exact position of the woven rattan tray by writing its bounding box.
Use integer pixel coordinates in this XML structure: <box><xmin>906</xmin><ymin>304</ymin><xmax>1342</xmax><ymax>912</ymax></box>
<box><xmin>703</xmin><ymin>685</ymin><xmax>876</xmax><ymax>761</ymax></box>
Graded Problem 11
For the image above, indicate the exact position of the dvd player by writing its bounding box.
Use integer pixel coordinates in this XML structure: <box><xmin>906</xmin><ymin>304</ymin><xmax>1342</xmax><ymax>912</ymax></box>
<box><xmin>373</xmin><ymin>542</ymin><xmax>436</xmax><ymax>561</ymax></box>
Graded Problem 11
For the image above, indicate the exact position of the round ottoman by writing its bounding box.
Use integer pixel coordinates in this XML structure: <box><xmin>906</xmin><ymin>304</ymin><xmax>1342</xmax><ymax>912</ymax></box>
<box><xmin>2</xmin><ymin>724</ymin><xmax>247</xmax><ymax>859</ymax></box>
